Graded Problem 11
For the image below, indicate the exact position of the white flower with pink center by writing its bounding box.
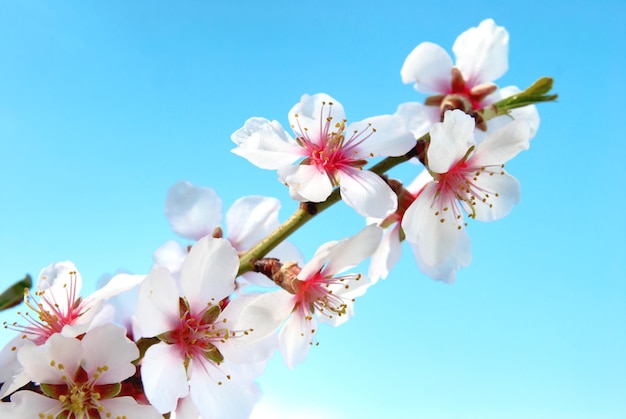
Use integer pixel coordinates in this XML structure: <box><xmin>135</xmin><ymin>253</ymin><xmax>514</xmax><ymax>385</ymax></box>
<box><xmin>252</xmin><ymin>225</ymin><xmax>382</xmax><ymax>368</ymax></box>
<box><xmin>399</xmin><ymin>19</ymin><xmax>539</xmax><ymax>139</ymax></box>
<box><xmin>136</xmin><ymin>236</ymin><xmax>277</xmax><ymax>418</ymax></box>
<box><xmin>5</xmin><ymin>323</ymin><xmax>161</xmax><ymax>418</ymax></box>
<box><xmin>0</xmin><ymin>262</ymin><xmax>144</xmax><ymax>398</ymax></box>
<box><xmin>231</xmin><ymin>93</ymin><xmax>415</xmax><ymax>218</ymax></box>
<box><xmin>401</xmin><ymin>110</ymin><xmax>530</xmax><ymax>282</ymax></box>
<box><xmin>4</xmin><ymin>262</ymin><xmax>140</xmax><ymax>343</ymax></box>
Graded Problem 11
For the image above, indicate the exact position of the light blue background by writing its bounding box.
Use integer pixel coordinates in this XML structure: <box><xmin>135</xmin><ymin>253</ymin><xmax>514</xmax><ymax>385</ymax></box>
<box><xmin>1</xmin><ymin>1</ymin><xmax>624</xmax><ymax>418</ymax></box>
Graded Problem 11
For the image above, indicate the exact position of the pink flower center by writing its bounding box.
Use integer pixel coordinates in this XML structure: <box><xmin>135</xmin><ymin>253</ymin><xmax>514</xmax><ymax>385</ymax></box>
<box><xmin>3</xmin><ymin>271</ymin><xmax>84</xmax><ymax>345</ymax></box>
<box><xmin>292</xmin><ymin>101</ymin><xmax>374</xmax><ymax>185</ymax></box>
<box><xmin>170</xmin><ymin>303</ymin><xmax>229</xmax><ymax>366</ymax></box>
<box><xmin>426</xmin><ymin>68</ymin><xmax>498</xmax><ymax>128</ymax></box>
<box><xmin>433</xmin><ymin>151</ymin><xmax>505</xmax><ymax>228</ymax></box>
<box><xmin>294</xmin><ymin>271</ymin><xmax>361</xmax><ymax>321</ymax></box>
<box><xmin>40</xmin><ymin>364</ymin><xmax>121</xmax><ymax>417</ymax></box>
<box><xmin>160</xmin><ymin>298</ymin><xmax>250</xmax><ymax>371</ymax></box>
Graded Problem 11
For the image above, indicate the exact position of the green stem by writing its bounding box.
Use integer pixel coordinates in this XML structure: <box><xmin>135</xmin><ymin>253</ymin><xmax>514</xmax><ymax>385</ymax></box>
<box><xmin>237</xmin><ymin>190</ymin><xmax>342</xmax><ymax>276</ymax></box>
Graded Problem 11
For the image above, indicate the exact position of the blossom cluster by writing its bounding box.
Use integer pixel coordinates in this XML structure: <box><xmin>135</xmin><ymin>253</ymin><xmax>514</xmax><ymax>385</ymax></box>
<box><xmin>0</xmin><ymin>19</ymin><xmax>554</xmax><ymax>418</ymax></box>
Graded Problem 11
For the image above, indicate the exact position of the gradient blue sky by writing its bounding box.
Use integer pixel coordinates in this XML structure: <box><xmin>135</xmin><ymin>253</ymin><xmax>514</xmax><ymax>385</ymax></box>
<box><xmin>1</xmin><ymin>1</ymin><xmax>624</xmax><ymax>418</ymax></box>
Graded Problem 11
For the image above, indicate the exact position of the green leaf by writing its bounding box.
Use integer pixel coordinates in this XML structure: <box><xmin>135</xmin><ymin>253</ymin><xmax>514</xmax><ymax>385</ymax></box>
<box><xmin>494</xmin><ymin>77</ymin><xmax>558</xmax><ymax>111</ymax></box>
<box><xmin>522</xmin><ymin>76</ymin><xmax>554</xmax><ymax>96</ymax></box>
<box><xmin>0</xmin><ymin>274</ymin><xmax>32</xmax><ymax>311</ymax></box>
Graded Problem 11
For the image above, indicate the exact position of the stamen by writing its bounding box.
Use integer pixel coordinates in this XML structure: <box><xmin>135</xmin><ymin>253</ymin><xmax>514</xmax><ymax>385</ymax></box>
<box><xmin>4</xmin><ymin>272</ymin><xmax>85</xmax><ymax>344</ymax></box>
<box><xmin>433</xmin><ymin>153</ymin><xmax>505</xmax><ymax>225</ymax></box>
<box><xmin>291</xmin><ymin>100</ymin><xmax>377</xmax><ymax>183</ymax></box>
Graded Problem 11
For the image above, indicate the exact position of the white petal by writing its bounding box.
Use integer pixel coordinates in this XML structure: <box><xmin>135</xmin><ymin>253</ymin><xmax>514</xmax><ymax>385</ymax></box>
<box><xmin>173</xmin><ymin>395</ymin><xmax>200</xmax><ymax>419</ymax></box>
<box><xmin>18</xmin><ymin>334</ymin><xmax>82</xmax><ymax>384</ymax></box>
<box><xmin>284</xmin><ymin>164</ymin><xmax>333</xmax><ymax>202</ymax></box>
<box><xmin>226</xmin><ymin>196</ymin><xmax>280</xmax><ymax>251</ymax></box>
<box><xmin>136</xmin><ymin>267</ymin><xmax>180</xmax><ymax>338</ymax></box>
<box><xmin>288</xmin><ymin>93</ymin><xmax>345</xmax><ymax>143</ymax></box>
<box><xmin>472</xmin><ymin>119</ymin><xmax>530</xmax><ymax>166</ymax></box>
<box><xmin>8</xmin><ymin>390</ymin><xmax>61</xmax><ymax>417</ymax></box>
<box><xmin>165</xmin><ymin>181</ymin><xmax>222</xmax><ymax>240</ymax></box>
<box><xmin>0</xmin><ymin>399</ymin><xmax>11</xmax><ymax>415</ymax></box>
<box><xmin>339</xmin><ymin>168</ymin><xmax>397</xmax><ymax>218</ymax></box>
<box><xmin>189</xmin><ymin>361</ymin><xmax>261</xmax><ymax>419</ymax></box>
<box><xmin>472</xmin><ymin>173</ymin><xmax>521</xmax><ymax>222</ymax></box>
<box><xmin>324</xmin><ymin>224</ymin><xmax>382</xmax><ymax>276</ymax></box>
<box><xmin>298</xmin><ymin>241</ymin><xmax>339</xmax><ymax>280</ymax></box>
<box><xmin>368</xmin><ymin>223</ymin><xmax>403</xmax><ymax>283</ymax></box>
<box><xmin>231</xmin><ymin>117</ymin><xmax>303</xmax><ymax>169</ymax></box>
<box><xmin>37</xmin><ymin>261</ymin><xmax>80</xmax><ymax>292</ymax></box>
<box><xmin>352</xmin><ymin>114</ymin><xmax>416</xmax><ymax>157</ymax></box>
<box><xmin>402</xmin><ymin>183</ymin><xmax>467</xmax><ymax>267</ymax></box>
<box><xmin>101</xmin><ymin>397</ymin><xmax>163</xmax><ymax>419</ymax></box>
<box><xmin>0</xmin><ymin>337</ymin><xmax>22</xmax><ymax>383</ymax></box>
<box><xmin>276</xmin><ymin>165</ymin><xmax>298</xmax><ymax>194</ymax></box>
<box><xmin>228</xmin><ymin>291</ymin><xmax>294</xmax><ymax>336</ymax></box>
<box><xmin>453</xmin><ymin>19</ymin><xmax>509</xmax><ymax>85</ymax></box>
<box><xmin>509</xmin><ymin>104</ymin><xmax>540</xmax><ymax>140</ymax></box>
<box><xmin>152</xmin><ymin>240</ymin><xmax>187</xmax><ymax>276</ymax></box>
<box><xmin>81</xmin><ymin>300</ymin><xmax>116</xmax><ymax>332</ymax></box>
<box><xmin>78</xmin><ymin>302</ymin><xmax>116</xmax><ymax>337</ymax></box>
<box><xmin>104</xmin><ymin>281</ymin><xmax>140</xmax><ymax>334</ymax></box>
<box><xmin>81</xmin><ymin>324</ymin><xmax>138</xmax><ymax>384</ymax></box>
<box><xmin>401</xmin><ymin>42</ymin><xmax>453</xmax><ymax>92</ymax></box>
<box><xmin>180</xmin><ymin>237</ymin><xmax>238</xmax><ymax>309</ymax></box>
<box><xmin>88</xmin><ymin>273</ymin><xmax>146</xmax><ymax>303</ymax></box>
<box><xmin>395</xmin><ymin>101</ymin><xmax>439</xmax><ymax>138</ymax></box>
<box><xmin>0</xmin><ymin>336</ymin><xmax>29</xmax><ymax>399</ymax></box>
<box><xmin>279</xmin><ymin>309</ymin><xmax>315</xmax><ymax>369</ymax></box>
<box><xmin>408</xmin><ymin>229</ymin><xmax>471</xmax><ymax>283</ymax></box>
<box><xmin>141</xmin><ymin>342</ymin><xmax>189</xmax><ymax>414</ymax></box>
<box><xmin>428</xmin><ymin>110</ymin><xmax>475</xmax><ymax>173</ymax></box>
<box><xmin>219</xmin><ymin>292</ymin><xmax>292</xmax><ymax>363</ymax></box>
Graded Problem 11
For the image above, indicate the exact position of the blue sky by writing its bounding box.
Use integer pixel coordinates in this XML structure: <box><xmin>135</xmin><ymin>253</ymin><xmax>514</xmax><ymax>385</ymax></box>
<box><xmin>0</xmin><ymin>1</ymin><xmax>624</xmax><ymax>418</ymax></box>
